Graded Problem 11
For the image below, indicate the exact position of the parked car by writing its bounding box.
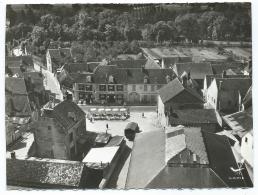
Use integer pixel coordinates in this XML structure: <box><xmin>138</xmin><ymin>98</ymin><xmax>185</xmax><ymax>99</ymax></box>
<box><xmin>124</xmin><ymin>122</ymin><xmax>140</xmax><ymax>141</ymax></box>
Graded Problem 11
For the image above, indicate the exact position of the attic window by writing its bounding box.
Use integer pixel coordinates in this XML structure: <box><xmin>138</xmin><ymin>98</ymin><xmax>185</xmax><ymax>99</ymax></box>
<box><xmin>166</xmin><ymin>75</ymin><xmax>171</xmax><ymax>83</ymax></box>
<box><xmin>68</xmin><ymin>112</ymin><xmax>77</xmax><ymax>121</ymax></box>
<box><xmin>143</xmin><ymin>75</ymin><xmax>149</xmax><ymax>84</ymax></box>
<box><xmin>86</xmin><ymin>75</ymin><xmax>92</xmax><ymax>83</ymax></box>
<box><xmin>108</xmin><ymin>75</ymin><xmax>114</xmax><ymax>83</ymax></box>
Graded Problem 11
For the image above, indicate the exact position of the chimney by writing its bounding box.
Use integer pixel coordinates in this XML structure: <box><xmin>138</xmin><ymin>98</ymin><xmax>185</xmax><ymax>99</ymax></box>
<box><xmin>141</xmin><ymin>64</ymin><xmax>145</xmax><ymax>73</ymax></box>
<box><xmin>219</xmin><ymin>81</ymin><xmax>223</xmax><ymax>90</ymax></box>
<box><xmin>11</xmin><ymin>151</ymin><xmax>16</xmax><ymax>159</ymax></box>
<box><xmin>166</xmin><ymin>75</ymin><xmax>171</xmax><ymax>83</ymax></box>
<box><xmin>222</xmin><ymin>70</ymin><xmax>226</xmax><ymax>78</ymax></box>
<box><xmin>187</xmin><ymin>71</ymin><xmax>191</xmax><ymax>80</ymax></box>
<box><xmin>182</xmin><ymin>76</ymin><xmax>187</xmax><ymax>87</ymax></box>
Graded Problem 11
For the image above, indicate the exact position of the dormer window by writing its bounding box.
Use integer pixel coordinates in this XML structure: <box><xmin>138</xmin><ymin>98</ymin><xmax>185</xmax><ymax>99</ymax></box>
<box><xmin>166</xmin><ymin>75</ymin><xmax>171</xmax><ymax>83</ymax></box>
<box><xmin>86</xmin><ymin>75</ymin><xmax>92</xmax><ymax>83</ymax></box>
<box><xmin>144</xmin><ymin>75</ymin><xmax>149</xmax><ymax>84</ymax></box>
<box><xmin>108</xmin><ymin>75</ymin><xmax>114</xmax><ymax>83</ymax></box>
<box><xmin>68</xmin><ymin>112</ymin><xmax>77</xmax><ymax>122</ymax></box>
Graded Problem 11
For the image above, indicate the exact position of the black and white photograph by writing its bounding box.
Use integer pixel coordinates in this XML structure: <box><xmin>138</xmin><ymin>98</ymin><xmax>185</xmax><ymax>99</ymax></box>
<box><xmin>3</xmin><ymin>0</ymin><xmax>254</xmax><ymax>191</ymax></box>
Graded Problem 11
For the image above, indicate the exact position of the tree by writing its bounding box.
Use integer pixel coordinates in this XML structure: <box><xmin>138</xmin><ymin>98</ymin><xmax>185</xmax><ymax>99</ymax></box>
<box><xmin>31</xmin><ymin>26</ymin><xmax>46</xmax><ymax>45</ymax></box>
<box><xmin>25</xmin><ymin>7</ymin><xmax>36</xmax><ymax>24</ymax></box>
<box><xmin>153</xmin><ymin>21</ymin><xmax>176</xmax><ymax>43</ymax></box>
<box><xmin>199</xmin><ymin>11</ymin><xmax>223</xmax><ymax>39</ymax></box>
<box><xmin>213</xmin><ymin>15</ymin><xmax>231</xmax><ymax>40</ymax></box>
<box><xmin>6</xmin><ymin>5</ymin><xmax>17</xmax><ymax>26</ymax></box>
<box><xmin>175</xmin><ymin>13</ymin><xmax>200</xmax><ymax>43</ymax></box>
<box><xmin>124</xmin><ymin>26</ymin><xmax>142</xmax><ymax>42</ymax></box>
<box><xmin>104</xmin><ymin>24</ymin><xmax>124</xmax><ymax>41</ymax></box>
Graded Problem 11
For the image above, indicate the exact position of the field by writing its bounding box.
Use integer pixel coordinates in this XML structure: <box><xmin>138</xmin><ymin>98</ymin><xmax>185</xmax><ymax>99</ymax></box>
<box><xmin>143</xmin><ymin>46</ymin><xmax>230</xmax><ymax>62</ymax></box>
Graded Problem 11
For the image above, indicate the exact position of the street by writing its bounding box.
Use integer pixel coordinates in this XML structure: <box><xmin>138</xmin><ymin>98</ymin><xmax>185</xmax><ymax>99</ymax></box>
<box><xmin>42</xmin><ymin>71</ymin><xmax>63</xmax><ymax>101</ymax></box>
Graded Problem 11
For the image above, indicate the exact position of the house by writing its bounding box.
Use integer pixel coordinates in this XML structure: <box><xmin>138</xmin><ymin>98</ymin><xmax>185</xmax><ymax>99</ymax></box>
<box><xmin>5</xmin><ymin>77</ymin><xmax>32</xmax><ymax>117</ymax></box>
<box><xmin>92</xmin><ymin>65</ymin><xmax>128</xmax><ymax>105</ymax></box>
<box><xmin>126</xmin><ymin>127</ymin><xmax>250</xmax><ymax>188</ymax></box>
<box><xmin>46</xmin><ymin>48</ymin><xmax>72</xmax><ymax>73</ymax></box>
<box><xmin>5</xmin><ymin>77</ymin><xmax>32</xmax><ymax>146</ymax></box>
<box><xmin>82</xmin><ymin>145</ymin><xmax>126</xmax><ymax>188</ymax></box>
<box><xmin>6</xmin><ymin>56</ymin><xmax>34</xmax><ymax>77</ymax></box>
<box><xmin>173</xmin><ymin>62</ymin><xmax>213</xmax><ymax>87</ymax></box>
<box><xmin>241</xmin><ymin>131</ymin><xmax>253</xmax><ymax>182</ymax></box>
<box><xmin>32</xmin><ymin>100</ymin><xmax>86</xmax><ymax>160</ymax></box>
<box><xmin>126</xmin><ymin>68</ymin><xmax>175</xmax><ymax>104</ymax></box>
<box><xmin>157</xmin><ymin>77</ymin><xmax>204</xmax><ymax>126</ymax></box>
<box><xmin>5</xmin><ymin>115</ymin><xmax>30</xmax><ymax>146</ymax></box>
<box><xmin>168</xmin><ymin>109</ymin><xmax>222</xmax><ymax>132</ymax></box>
<box><xmin>71</xmin><ymin>61</ymin><xmax>175</xmax><ymax>105</ymax></box>
<box><xmin>6</xmin><ymin>157</ymin><xmax>99</xmax><ymax>189</ymax></box>
<box><xmin>203</xmin><ymin>73</ymin><xmax>249</xmax><ymax>102</ymax></box>
<box><xmin>223</xmin><ymin>110</ymin><xmax>253</xmax><ymax>181</ymax></box>
<box><xmin>23</xmin><ymin>72</ymin><xmax>49</xmax><ymax>109</ymax></box>
<box><xmin>206</xmin><ymin>78</ymin><xmax>251</xmax><ymax>114</ymax></box>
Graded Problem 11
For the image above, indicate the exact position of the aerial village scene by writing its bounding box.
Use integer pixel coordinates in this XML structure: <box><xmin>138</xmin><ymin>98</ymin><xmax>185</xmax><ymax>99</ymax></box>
<box><xmin>5</xmin><ymin>3</ymin><xmax>253</xmax><ymax>189</ymax></box>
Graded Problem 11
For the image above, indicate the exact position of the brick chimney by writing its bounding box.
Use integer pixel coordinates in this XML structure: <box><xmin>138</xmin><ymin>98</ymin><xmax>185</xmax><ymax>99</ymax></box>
<box><xmin>11</xmin><ymin>151</ymin><xmax>16</xmax><ymax>159</ymax></box>
<box><xmin>222</xmin><ymin>70</ymin><xmax>226</xmax><ymax>78</ymax></box>
<box><xmin>182</xmin><ymin>76</ymin><xmax>187</xmax><ymax>87</ymax></box>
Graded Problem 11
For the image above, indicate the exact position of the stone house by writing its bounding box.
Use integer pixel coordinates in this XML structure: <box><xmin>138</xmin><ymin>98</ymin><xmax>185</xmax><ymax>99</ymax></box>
<box><xmin>32</xmin><ymin>100</ymin><xmax>86</xmax><ymax>160</ymax></box>
<box><xmin>206</xmin><ymin>78</ymin><xmax>251</xmax><ymax>114</ymax></box>
<box><xmin>157</xmin><ymin>77</ymin><xmax>204</xmax><ymax>126</ymax></box>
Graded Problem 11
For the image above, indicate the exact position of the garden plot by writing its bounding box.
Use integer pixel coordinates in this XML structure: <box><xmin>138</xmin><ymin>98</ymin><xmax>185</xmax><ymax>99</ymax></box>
<box><xmin>224</xmin><ymin>47</ymin><xmax>252</xmax><ymax>59</ymax></box>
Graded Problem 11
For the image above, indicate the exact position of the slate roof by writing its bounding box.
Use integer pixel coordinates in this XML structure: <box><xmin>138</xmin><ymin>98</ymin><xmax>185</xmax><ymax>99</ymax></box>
<box><xmin>108</xmin><ymin>59</ymin><xmax>160</xmax><ymax>69</ymax></box>
<box><xmin>70</xmin><ymin>72</ymin><xmax>94</xmax><ymax>84</ymax></box>
<box><xmin>126</xmin><ymin>130</ymin><xmax>166</xmax><ymax>189</ymax></box>
<box><xmin>204</xmin><ymin>74</ymin><xmax>250</xmax><ymax>90</ymax></box>
<box><xmin>141</xmin><ymin>48</ymin><xmax>161</xmax><ymax>60</ymax></box>
<box><xmin>6</xmin><ymin>95</ymin><xmax>32</xmax><ymax>117</ymax></box>
<box><xmin>126</xmin><ymin>129</ymin><xmax>226</xmax><ymax>189</ymax></box>
<box><xmin>203</xmin><ymin>131</ymin><xmax>248</xmax><ymax>187</ymax></box>
<box><xmin>64</xmin><ymin>62</ymin><xmax>100</xmax><ymax>73</ymax></box>
<box><xmin>169</xmin><ymin>109</ymin><xmax>219</xmax><ymax>125</ymax></box>
<box><xmin>126</xmin><ymin>68</ymin><xmax>175</xmax><ymax>84</ymax></box>
<box><xmin>105</xmin><ymin>136</ymin><xmax>124</xmax><ymax>147</ymax></box>
<box><xmin>165</xmin><ymin>127</ymin><xmax>209</xmax><ymax>165</ymax></box>
<box><xmin>215</xmin><ymin>78</ymin><xmax>252</xmax><ymax>96</ymax></box>
<box><xmin>5</xmin><ymin>77</ymin><xmax>28</xmax><ymax>95</ymax></box>
<box><xmin>23</xmin><ymin>72</ymin><xmax>45</xmax><ymax>92</ymax></box>
<box><xmin>223</xmin><ymin>111</ymin><xmax>253</xmax><ymax>138</ymax></box>
<box><xmin>110</xmin><ymin>59</ymin><xmax>147</xmax><ymax>69</ymax></box>
<box><xmin>146</xmin><ymin>166</ymin><xmax>225</xmax><ymax>188</ymax></box>
<box><xmin>116</xmin><ymin>54</ymin><xmax>145</xmax><ymax>60</ymax></box>
<box><xmin>42</xmin><ymin>100</ymin><xmax>85</xmax><ymax>130</ymax></box>
<box><xmin>48</xmin><ymin>48</ymin><xmax>71</xmax><ymax>64</ymax></box>
<box><xmin>212</xmin><ymin>64</ymin><xmax>235</xmax><ymax>75</ymax></box>
<box><xmin>144</xmin><ymin>58</ymin><xmax>161</xmax><ymax>69</ymax></box>
<box><xmin>6</xmin><ymin>56</ymin><xmax>34</xmax><ymax>67</ymax></box>
<box><xmin>174</xmin><ymin>62</ymin><xmax>213</xmax><ymax>80</ymax></box>
<box><xmin>158</xmin><ymin>78</ymin><xmax>203</xmax><ymax>103</ymax></box>
<box><xmin>7</xmin><ymin>158</ymin><xmax>85</xmax><ymax>188</ymax></box>
<box><xmin>7</xmin><ymin>67</ymin><xmax>24</xmax><ymax>77</ymax></box>
<box><xmin>94</xmin><ymin>65</ymin><xmax>128</xmax><ymax>84</ymax></box>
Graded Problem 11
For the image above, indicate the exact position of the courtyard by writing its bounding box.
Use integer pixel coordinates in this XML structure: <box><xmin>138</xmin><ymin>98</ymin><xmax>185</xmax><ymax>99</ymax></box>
<box><xmin>82</xmin><ymin>106</ymin><xmax>161</xmax><ymax>137</ymax></box>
